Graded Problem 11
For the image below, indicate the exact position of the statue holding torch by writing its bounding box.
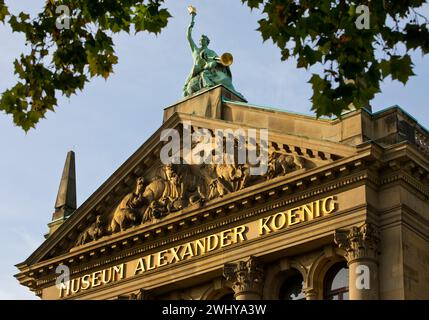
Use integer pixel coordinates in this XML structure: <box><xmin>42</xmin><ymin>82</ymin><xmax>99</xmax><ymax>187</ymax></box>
<box><xmin>183</xmin><ymin>6</ymin><xmax>245</xmax><ymax>100</ymax></box>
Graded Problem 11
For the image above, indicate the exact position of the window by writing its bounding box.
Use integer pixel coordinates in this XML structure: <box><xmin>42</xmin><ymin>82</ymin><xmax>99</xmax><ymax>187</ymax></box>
<box><xmin>324</xmin><ymin>262</ymin><xmax>349</xmax><ymax>300</ymax></box>
<box><xmin>279</xmin><ymin>269</ymin><xmax>305</xmax><ymax>300</ymax></box>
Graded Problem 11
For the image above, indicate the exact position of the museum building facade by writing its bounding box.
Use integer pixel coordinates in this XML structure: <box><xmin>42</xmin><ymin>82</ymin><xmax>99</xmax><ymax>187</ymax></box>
<box><xmin>15</xmin><ymin>86</ymin><xmax>429</xmax><ymax>300</ymax></box>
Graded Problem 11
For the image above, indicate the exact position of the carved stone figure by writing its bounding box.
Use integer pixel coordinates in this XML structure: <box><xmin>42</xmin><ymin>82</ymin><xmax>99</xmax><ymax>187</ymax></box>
<box><xmin>144</xmin><ymin>198</ymin><xmax>170</xmax><ymax>220</ymax></box>
<box><xmin>208</xmin><ymin>179</ymin><xmax>225</xmax><ymax>198</ymax></box>
<box><xmin>110</xmin><ymin>177</ymin><xmax>146</xmax><ymax>233</ymax></box>
<box><xmin>266</xmin><ymin>152</ymin><xmax>305</xmax><ymax>180</ymax></box>
<box><xmin>141</xmin><ymin>165</ymin><xmax>185</xmax><ymax>222</ymax></box>
<box><xmin>185</xmin><ymin>163</ymin><xmax>216</xmax><ymax>204</ymax></box>
<box><xmin>235</xmin><ymin>164</ymin><xmax>250</xmax><ymax>190</ymax></box>
<box><xmin>162</xmin><ymin>164</ymin><xmax>184</xmax><ymax>201</ymax></box>
<box><xmin>214</xmin><ymin>163</ymin><xmax>249</xmax><ymax>194</ymax></box>
<box><xmin>76</xmin><ymin>215</ymin><xmax>104</xmax><ymax>246</ymax></box>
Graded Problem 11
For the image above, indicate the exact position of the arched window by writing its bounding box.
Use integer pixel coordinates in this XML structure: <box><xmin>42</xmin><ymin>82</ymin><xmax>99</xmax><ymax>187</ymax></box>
<box><xmin>279</xmin><ymin>269</ymin><xmax>305</xmax><ymax>300</ymax></box>
<box><xmin>324</xmin><ymin>261</ymin><xmax>349</xmax><ymax>300</ymax></box>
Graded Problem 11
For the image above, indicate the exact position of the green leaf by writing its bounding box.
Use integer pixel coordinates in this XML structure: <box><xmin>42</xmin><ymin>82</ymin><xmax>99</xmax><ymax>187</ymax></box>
<box><xmin>1</xmin><ymin>0</ymin><xmax>428</xmax><ymax>130</ymax></box>
<box><xmin>0</xmin><ymin>1</ymin><xmax>9</xmax><ymax>23</ymax></box>
<box><xmin>389</xmin><ymin>55</ymin><xmax>415</xmax><ymax>84</ymax></box>
<box><xmin>242</xmin><ymin>0</ymin><xmax>263</xmax><ymax>10</ymax></box>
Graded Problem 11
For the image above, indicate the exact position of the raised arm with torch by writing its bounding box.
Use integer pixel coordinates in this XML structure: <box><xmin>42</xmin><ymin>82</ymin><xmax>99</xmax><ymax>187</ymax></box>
<box><xmin>183</xmin><ymin>6</ymin><xmax>245</xmax><ymax>100</ymax></box>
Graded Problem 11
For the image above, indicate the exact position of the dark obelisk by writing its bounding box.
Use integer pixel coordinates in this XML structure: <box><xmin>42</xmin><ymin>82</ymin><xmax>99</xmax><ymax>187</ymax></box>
<box><xmin>46</xmin><ymin>151</ymin><xmax>77</xmax><ymax>238</ymax></box>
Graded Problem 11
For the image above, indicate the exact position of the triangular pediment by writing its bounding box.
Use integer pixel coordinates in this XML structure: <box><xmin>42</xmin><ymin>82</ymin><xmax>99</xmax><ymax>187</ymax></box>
<box><xmin>21</xmin><ymin>89</ymin><xmax>359</xmax><ymax>267</ymax></box>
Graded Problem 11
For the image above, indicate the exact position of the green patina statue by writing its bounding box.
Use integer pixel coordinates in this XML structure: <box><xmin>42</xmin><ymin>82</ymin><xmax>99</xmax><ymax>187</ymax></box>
<box><xmin>183</xmin><ymin>7</ymin><xmax>245</xmax><ymax>100</ymax></box>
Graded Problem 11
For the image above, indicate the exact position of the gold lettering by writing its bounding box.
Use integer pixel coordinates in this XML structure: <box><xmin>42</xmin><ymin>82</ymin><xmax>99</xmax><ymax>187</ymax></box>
<box><xmin>288</xmin><ymin>208</ymin><xmax>301</xmax><ymax>226</ymax></box>
<box><xmin>322</xmin><ymin>196</ymin><xmax>336</xmax><ymax>215</ymax></box>
<box><xmin>194</xmin><ymin>238</ymin><xmax>206</xmax><ymax>255</ymax></box>
<box><xmin>259</xmin><ymin>216</ymin><xmax>272</xmax><ymax>235</ymax></box>
<box><xmin>59</xmin><ymin>281</ymin><xmax>70</xmax><ymax>298</ymax></box>
<box><xmin>101</xmin><ymin>269</ymin><xmax>112</xmax><ymax>284</ymax></box>
<box><xmin>71</xmin><ymin>278</ymin><xmax>81</xmax><ymax>294</ymax></box>
<box><xmin>220</xmin><ymin>230</ymin><xmax>232</xmax><ymax>248</ymax></box>
<box><xmin>146</xmin><ymin>255</ymin><xmax>156</xmax><ymax>270</ymax></box>
<box><xmin>134</xmin><ymin>258</ymin><xmax>146</xmax><ymax>275</ymax></box>
<box><xmin>314</xmin><ymin>200</ymin><xmax>320</xmax><ymax>218</ymax></box>
<box><xmin>272</xmin><ymin>212</ymin><xmax>286</xmax><ymax>230</ymax></box>
<box><xmin>302</xmin><ymin>203</ymin><xmax>314</xmax><ymax>221</ymax></box>
<box><xmin>170</xmin><ymin>246</ymin><xmax>181</xmax><ymax>263</ymax></box>
<box><xmin>113</xmin><ymin>264</ymin><xmax>125</xmax><ymax>280</ymax></box>
<box><xmin>81</xmin><ymin>274</ymin><xmax>91</xmax><ymax>290</ymax></box>
<box><xmin>181</xmin><ymin>243</ymin><xmax>195</xmax><ymax>259</ymax></box>
<box><xmin>59</xmin><ymin>264</ymin><xmax>125</xmax><ymax>297</ymax></box>
<box><xmin>92</xmin><ymin>271</ymin><xmax>102</xmax><ymax>287</ymax></box>
<box><xmin>233</xmin><ymin>225</ymin><xmax>247</xmax><ymax>243</ymax></box>
<box><xmin>157</xmin><ymin>250</ymin><xmax>169</xmax><ymax>267</ymax></box>
<box><xmin>207</xmin><ymin>234</ymin><xmax>219</xmax><ymax>252</ymax></box>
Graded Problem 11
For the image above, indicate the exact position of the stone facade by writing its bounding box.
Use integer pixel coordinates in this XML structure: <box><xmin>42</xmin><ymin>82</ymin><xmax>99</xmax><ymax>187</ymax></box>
<box><xmin>15</xmin><ymin>85</ymin><xmax>429</xmax><ymax>300</ymax></box>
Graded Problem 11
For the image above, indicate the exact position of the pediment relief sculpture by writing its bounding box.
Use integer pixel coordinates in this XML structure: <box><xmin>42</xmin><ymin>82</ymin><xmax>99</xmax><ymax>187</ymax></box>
<box><xmin>266</xmin><ymin>151</ymin><xmax>306</xmax><ymax>180</ymax></box>
<box><xmin>74</xmin><ymin>150</ymin><xmax>312</xmax><ymax>247</ymax></box>
<box><xmin>75</xmin><ymin>215</ymin><xmax>104</xmax><ymax>246</ymax></box>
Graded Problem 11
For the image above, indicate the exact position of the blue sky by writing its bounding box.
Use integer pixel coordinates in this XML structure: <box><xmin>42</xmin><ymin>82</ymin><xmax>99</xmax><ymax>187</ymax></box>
<box><xmin>0</xmin><ymin>1</ymin><xmax>428</xmax><ymax>299</ymax></box>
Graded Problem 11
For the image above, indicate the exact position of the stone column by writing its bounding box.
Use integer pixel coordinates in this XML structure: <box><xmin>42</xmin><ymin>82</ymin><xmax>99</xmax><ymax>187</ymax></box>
<box><xmin>334</xmin><ymin>223</ymin><xmax>380</xmax><ymax>300</ymax></box>
<box><xmin>223</xmin><ymin>256</ymin><xmax>264</xmax><ymax>300</ymax></box>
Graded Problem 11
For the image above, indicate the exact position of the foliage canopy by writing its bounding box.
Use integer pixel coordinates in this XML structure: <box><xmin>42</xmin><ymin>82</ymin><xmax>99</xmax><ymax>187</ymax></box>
<box><xmin>0</xmin><ymin>0</ymin><xmax>428</xmax><ymax>130</ymax></box>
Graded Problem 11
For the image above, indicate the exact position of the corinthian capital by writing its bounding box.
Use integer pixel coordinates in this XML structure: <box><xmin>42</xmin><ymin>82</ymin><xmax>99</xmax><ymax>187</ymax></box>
<box><xmin>334</xmin><ymin>223</ymin><xmax>380</xmax><ymax>263</ymax></box>
<box><xmin>223</xmin><ymin>256</ymin><xmax>264</xmax><ymax>298</ymax></box>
